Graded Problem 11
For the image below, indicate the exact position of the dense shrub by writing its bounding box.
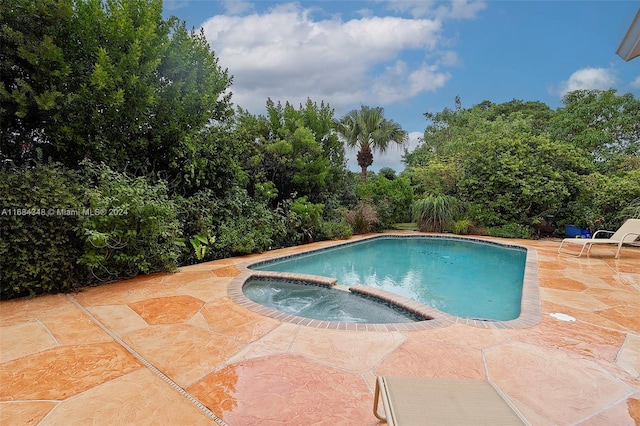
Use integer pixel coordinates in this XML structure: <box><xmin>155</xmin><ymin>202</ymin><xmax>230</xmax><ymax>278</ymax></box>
<box><xmin>451</xmin><ymin>219</ymin><xmax>474</xmax><ymax>235</ymax></box>
<box><xmin>318</xmin><ymin>218</ymin><xmax>353</xmax><ymax>240</ymax></box>
<box><xmin>211</xmin><ymin>187</ymin><xmax>297</xmax><ymax>256</ymax></box>
<box><xmin>356</xmin><ymin>175</ymin><xmax>413</xmax><ymax>227</ymax></box>
<box><xmin>402</xmin><ymin>162</ymin><xmax>461</xmax><ymax>196</ymax></box>
<box><xmin>290</xmin><ymin>196</ymin><xmax>324</xmax><ymax>243</ymax></box>
<box><xmin>562</xmin><ymin>170</ymin><xmax>640</xmax><ymax>230</ymax></box>
<box><xmin>174</xmin><ymin>189</ymin><xmax>219</xmax><ymax>264</ymax></box>
<box><xmin>487</xmin><ymin>223</ymin><xmax>533</xmax><ymax>239</ymax></box>
<box><xmin>77</xmin><ymin>163</ymin><xmax>183</xmax><ymax>283</ymax></box>
<box><xmin>345</xmin><ymin>203</ymin><xmax>379</xmax><ymax>234</ymax></box>
<box><xmin>0</xmin><ymin>164</ymin><xmax>87</xmax><ymax>298</ymax></box>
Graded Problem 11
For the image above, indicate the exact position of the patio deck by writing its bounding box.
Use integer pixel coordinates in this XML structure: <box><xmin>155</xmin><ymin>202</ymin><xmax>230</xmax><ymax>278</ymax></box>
<box><xmin>1</xmin><ymin>233</ymin><xmax>639</xmax><ymax>425</ymax></box>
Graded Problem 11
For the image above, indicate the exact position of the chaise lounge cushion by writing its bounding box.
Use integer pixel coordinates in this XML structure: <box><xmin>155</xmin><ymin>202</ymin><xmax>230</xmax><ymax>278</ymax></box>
<box><xmin>373</xmin><ymin>376</ymin><xmax>528</xmax><ymax>425</ymax></box>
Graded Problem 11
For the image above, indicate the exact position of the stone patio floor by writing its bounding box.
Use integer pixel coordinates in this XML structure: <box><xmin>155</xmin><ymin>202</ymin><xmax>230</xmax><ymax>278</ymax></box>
<box><xmin>1</xmin><ymin>233</ymin><xmax>639</xmax><ymax>425</ymax></box>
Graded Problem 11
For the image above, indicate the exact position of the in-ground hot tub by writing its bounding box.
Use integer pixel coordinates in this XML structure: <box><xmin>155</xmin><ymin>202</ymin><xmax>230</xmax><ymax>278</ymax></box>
<box><xmin>242</xmin><ymin>277</ymin><xmax>427</xmax><ymax>323</ymax></box>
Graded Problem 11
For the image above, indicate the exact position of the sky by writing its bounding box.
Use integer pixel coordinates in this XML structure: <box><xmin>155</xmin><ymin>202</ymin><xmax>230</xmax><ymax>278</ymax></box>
<box><xmin>162</xmin><ymin>0</ymin><xmax>640</xmax><ymax>172</ymax></box>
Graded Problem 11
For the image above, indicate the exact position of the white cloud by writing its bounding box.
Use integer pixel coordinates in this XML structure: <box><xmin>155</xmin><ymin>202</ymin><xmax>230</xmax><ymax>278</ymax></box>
<box><xmin>372</xmin><ymin>61</ymin><xmax>451</xmax><ymax>103</ymax></box>
<box><xmin>448</xmin><ymin>0</ymin><xmax>487</xmax><ymax>19</ymax></box>
<box><xmin>557</xmin><ymin>67</ymin><xmax>616</xmax><ymax>97</ymax></box>
<box><xmin>221</xmin><ymin>0</ymin><xmax>254</xmax><ymax>15</ymax></box>
<box><xmin>437</xmin><ymin>50</ymin><xmax>460</xmax><ymax>67</ymax></box>
<box><xmin>631</xmin><ymin>76</ymin><xmax>640</xmax><ymax>89</ymax></box>
<box><xmin>201</xmin><ymin>4</ymin><xmax>450</xmax><ymax>114</ymax></box>
<box><xmin>384</xmin><ymin>0</ymin><xmax>486</xmax><ymax>20</ymax></box>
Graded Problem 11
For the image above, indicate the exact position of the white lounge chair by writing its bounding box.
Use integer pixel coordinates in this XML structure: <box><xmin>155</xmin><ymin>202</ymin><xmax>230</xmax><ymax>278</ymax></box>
<box><xmin>373</xmin><ymin>376</ymin><xmax>528</xmax><ymax>425</ymax></box>
<box><xmin>558</xmin><ymin>218</ymin><xmax>640</xmax><ymax>259</ymax></box>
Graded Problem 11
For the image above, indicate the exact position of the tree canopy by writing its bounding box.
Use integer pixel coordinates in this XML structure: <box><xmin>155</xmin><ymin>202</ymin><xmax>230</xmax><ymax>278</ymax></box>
<box><xmin>404</xmin><ymin>93</ymin><xmax>638</xmax><ymax>230</ymax></box>
<box><xmin>1</xmin><ymin>0</ymin><xmax>232</xmax><ymax>176</ymax></box>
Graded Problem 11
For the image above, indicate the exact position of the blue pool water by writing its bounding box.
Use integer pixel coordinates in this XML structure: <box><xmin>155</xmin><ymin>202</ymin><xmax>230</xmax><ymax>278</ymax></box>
<box><xmin>250</xmin><ymin>236</ymin><xmax>527</xmax><ymax>321</ymax></box>
<box><xmin>243</xmin><ymin>278</ymin><xmax>424</xmax><ymax>323</ymax></box>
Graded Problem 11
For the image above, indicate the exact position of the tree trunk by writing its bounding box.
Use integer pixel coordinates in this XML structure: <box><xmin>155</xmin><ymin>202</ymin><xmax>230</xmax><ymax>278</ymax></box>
<box><xmin>357</xmin><ymin>146</ymin><xmax>374</xmax><ymax>181</ymax></box>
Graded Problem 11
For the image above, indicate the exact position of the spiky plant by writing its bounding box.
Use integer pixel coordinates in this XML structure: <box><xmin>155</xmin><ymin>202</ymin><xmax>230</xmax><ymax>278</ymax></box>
<box><xmin>412</xmin><ymin>195</ymin><xmax>460</xmax><ymax>232</ymax></box>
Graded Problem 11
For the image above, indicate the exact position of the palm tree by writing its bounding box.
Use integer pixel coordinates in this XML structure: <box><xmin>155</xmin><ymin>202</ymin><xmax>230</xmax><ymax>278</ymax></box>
<box><xmin>336</xmin><ymin>106</ymin><xmax>408</xmax><ymax>181</ymax></box>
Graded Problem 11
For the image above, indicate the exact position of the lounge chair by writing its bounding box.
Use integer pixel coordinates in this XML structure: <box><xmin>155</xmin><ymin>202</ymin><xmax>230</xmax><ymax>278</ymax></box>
<box><xmin>373</xmin><ymin>376</ymin><xmax>528</xmax><ymax>425</ymax></box>
<box><xmin>558</xmin><ymin>218</ymin><xmax>640</xmax><ymax>259</ymax></box>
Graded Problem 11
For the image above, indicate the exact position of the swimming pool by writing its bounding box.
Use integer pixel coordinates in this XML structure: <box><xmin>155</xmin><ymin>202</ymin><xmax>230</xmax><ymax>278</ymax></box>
<box><xmin>249</xmin><ymin>236</ymin><xmax>527</xmax><ymax>321</ymax></box>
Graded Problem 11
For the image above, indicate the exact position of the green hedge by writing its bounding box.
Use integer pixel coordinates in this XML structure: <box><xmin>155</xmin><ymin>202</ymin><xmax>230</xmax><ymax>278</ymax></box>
<box><xmin>77</xmin><ymin>163</ymin><xmax>183</xmax><ymax>282</ymax></box>
<box><xmin>0</xmin><ymin>164</ymin><xmax>87</xmax><ymax>299</ymax></box>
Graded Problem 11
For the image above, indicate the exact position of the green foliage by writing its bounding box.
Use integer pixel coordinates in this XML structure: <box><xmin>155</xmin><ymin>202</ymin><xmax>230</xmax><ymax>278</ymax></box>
<box><xmin>290</xmin><ymin>196</ymin><xmax>324</xmax><ymax>242</ymax></box>
<box><xmin>0</xmin><ymin>0</ymin><xmax>73</xmax><ymax>165</ymax></box>
<box><xmin>171</xmin><ymin>124</ymin><xmax>247</xmax><ymax>196</ymax></box>
<box><xmin>451</xmin><ymin>219</ymin><xmax>474</xmax><ymax>235</ymax></box>
<box><xmin>487</xmin><ymin>223</ymin><xmax>533</xmax><ymax>239</ymax></box>
<box><xmin>1</xmin><ymin>0</ymin><xmax>233</xmax><ymax>181</ymax></box>
<box><xmin>408</xmin><ymin>98</ymin><xmax>596</xmax><ymax>228</ymax></box>
<box><xmin>189</xmin><ymin>232</ymin><xmax>215</xmax><ymax>261</ymax></box>
<box><xmin>459</xmin><ymin>123</ymin><xmax>577</xmax><ymax>226</ymax></box>
<box><xmin>561</xmin><ymin>169</ymin><xmax>640</xmax><ymax>230</ymax></box>
<box><xmin>77</xmin><ymin>162</ymin><xmax>182</xmax><ymax>282</ymax></box>
<box><xmin>412</xmin><ymin>195</ymin><xmax>460</xmax><ymax>232</ymax></box>
<box><xmin>401</xmin><ymin>162</ymin><xmax>460</xmax><ymax>196</ymax></box>
<box><xmin>378</xmin><ymin>167</ymin><xmax>397</xmax><ymax>180</ymax></box>
<box><xmin>237</xmin><ymin>99</ymin><xmax>347</xmax><ymax>206</ymax></box>
<box><xmin>318</xmin><ymin>218</ymin><xmax>353</xmax><ymax>240</ymax></box>
<box><xmin>210</xmin><ymin>187</ymin><xmax>297</xmax><ymax>256</ymax></box>
<box><xmin>0</xmin><ymin>164</ymin><xmax>86</xmax><ymax>298</ymax></box>
<box><xmin>174</xmin><ymin>189</ymin><xmax>218</xmax><ymax>264</ymax></box>
<box><xmin>621</xmin><ymin>197</ymin><xmax>640</xmax><ymax>221</ymax></box>
<box><xmin>356</xmin><ymin>174</ymin><xmax>413</xmax><ymax>228</ymax></box>
<box><xmin>551</xmin><ymin>89</ymin><xmax>640</xmax><ymax>167</ymax></box>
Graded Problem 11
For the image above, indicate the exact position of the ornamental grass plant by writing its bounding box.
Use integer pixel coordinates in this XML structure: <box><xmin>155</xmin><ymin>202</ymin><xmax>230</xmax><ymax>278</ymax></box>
<box><xmin>412</xmin><ymin>195</ymin><xmax>460</xmax><ymax>233</ymax></box>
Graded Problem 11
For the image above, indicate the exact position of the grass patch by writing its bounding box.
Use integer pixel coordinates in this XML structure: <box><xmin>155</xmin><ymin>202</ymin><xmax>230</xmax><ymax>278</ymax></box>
<box><xmin>393</xmin><ymin>223</ymin><xmax>418</xmax><ymax>231</ymax></box>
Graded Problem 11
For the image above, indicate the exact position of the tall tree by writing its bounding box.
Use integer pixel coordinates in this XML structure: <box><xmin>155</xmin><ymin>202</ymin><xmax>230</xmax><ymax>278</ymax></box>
<box><xmin>234</xmin><ymin>98</ymin><xmax>347</xmax><ymax>205</ymax></box>
<box><xmin>1</xmin><ymin>0</ymin><xmax>233</xmax><ymax>177</ymax></box>
<box><xmin>551</xmin><ymin>89</ymin><xmax>640</xmax><ymax>169</ymax></box>
<box><xmin>336</xmin><ymin>106</ymin><xmax>407</xmax><ymax>181</ymax></box>
<box><xmin>0</xmin><ymin>0</ymin><xmax>73</xmax><ymax>165</ymax></box>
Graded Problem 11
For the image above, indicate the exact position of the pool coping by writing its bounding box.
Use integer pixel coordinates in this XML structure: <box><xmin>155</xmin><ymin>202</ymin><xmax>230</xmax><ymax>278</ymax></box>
<box><xmin>227</xmin><ymin>233</ymin><xmax>541</xmax><ymax>331</ymax></box>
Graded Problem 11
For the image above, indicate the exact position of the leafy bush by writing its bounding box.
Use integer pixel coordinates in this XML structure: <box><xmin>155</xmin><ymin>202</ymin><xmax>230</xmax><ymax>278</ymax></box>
<box><xmin>0</xmin><ymin>164</ymin><xmax>87</xmax><ymax>299</ymax></box>
<box><xmin>345</xmin><ymin>203</ymin><xmax>379</xmax><ymax>234</ymax></box>
<box><xmin>174</xmin><ymin>189</ymin><xmax>219</xmax><ymax>264</ymax></box>
<box><xmin>402</xmin><ymin>162</ymin><xmax>461</xmax><ymax>197</ymax></box>
<box><xmin>77</xmin><ymin>163</ymin><xmax>183</xmax><ymax>283</ymax></box>
<box><xmin>290</xmin><ymin>196</ymin><xmax>324</xmax><ymax>243</ymax></box>
<box><xmin>561</xmin><ymin>170</ymin><xmax>640</xmax><ymax>230</ymax></box>
<box><xmin>451</xmin><ymin>219</ymin><xmax>474</xmax><ymax>235</ymax></box>
<box><xmin>621</xmin><ymin>197</ymin><xmax>640</xmax><ymax>221</ymax></box>
<box><xmin>211</xmin><ymin>187</ymin><xmax>297</xmax><ymax>256</ymax></box>
<box><xmin>412</xmin><ymin>195</ymin><xmax>460</xmax><ymax>232</ymax></box>
<box><xmin>356</xmin><ymin>175</ymin><xmax>413</xmax><ymax>228</ymax></box>
<box><xmin>318</xmin><ymin>218</ymin><xmax>353</xmax><ymax>240</ymax></box>
<box><xmin>487</xmin><ymin>223</ymin><xmax>533</xmax><ymax>239</ymax></box>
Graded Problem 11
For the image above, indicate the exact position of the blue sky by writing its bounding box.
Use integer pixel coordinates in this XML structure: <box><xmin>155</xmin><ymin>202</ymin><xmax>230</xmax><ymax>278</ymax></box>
<box><xmin>162</xmin><ymin>1</ymin><xmax>640</xmax><ymax>171</ymax></box>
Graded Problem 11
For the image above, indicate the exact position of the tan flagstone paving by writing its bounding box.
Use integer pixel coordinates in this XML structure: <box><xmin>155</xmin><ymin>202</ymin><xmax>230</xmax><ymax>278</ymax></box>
<box><xmin>1</xmin><ymin>233</ymin><xmax>639</xmax><ymax>425</ymax></box>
